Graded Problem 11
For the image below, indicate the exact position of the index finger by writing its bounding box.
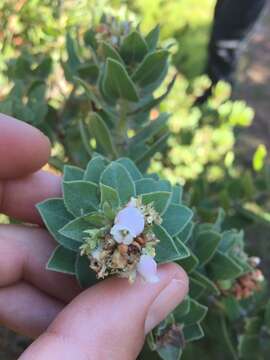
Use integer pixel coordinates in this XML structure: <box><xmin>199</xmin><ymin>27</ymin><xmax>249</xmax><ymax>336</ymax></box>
<box><xmin>0</xmin><ymin>113</ymin><xmax>50</xmax><ymax>179</ymax></box>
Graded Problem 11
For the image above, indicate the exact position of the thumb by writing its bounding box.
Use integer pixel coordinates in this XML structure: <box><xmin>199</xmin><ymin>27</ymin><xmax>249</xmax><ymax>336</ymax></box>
<box><xmin>20</xmin><ymin>263</ymin><xmax>188</xmax><ymax>360</ymax></box>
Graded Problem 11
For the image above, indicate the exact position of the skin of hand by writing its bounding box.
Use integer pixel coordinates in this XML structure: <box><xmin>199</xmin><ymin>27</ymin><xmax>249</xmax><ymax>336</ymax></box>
<box><xmin>0</xmin><ymin>113</ymin><xmax>189</xmax><ymax>360</ymax></box>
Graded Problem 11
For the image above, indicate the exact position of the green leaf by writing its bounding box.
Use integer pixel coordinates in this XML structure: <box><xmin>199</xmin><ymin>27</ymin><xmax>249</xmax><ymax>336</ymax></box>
<box><xmin>189</xmin><ymin>277</ymin><xmax>206</xmax><ymax>299</ymax></box>
<box><xmin>141</xmin><ymin>191</ymin><xmax>171</xmax><ymax>214</ymax></box>
<box><xmin>183</xmin><ymin>323</ymin><xmax>204</xmax><ymax>342</ymax></box>
<box><xmin>66</xmin><ymin>33</ymin><xmax>80</xmax><ymax>70</ymax></box>
<box><xmin>130</xmin><ymin>75</ymin><xmax>176</xmax><ymax>115</ymax></box>
<box><xmin>64</xmin><ymin>165</ymin><xmax>84</xmax><ymax>181</ymax></box>
<box><xmin>177</xmin><ymin>251</ymin><xmax>199</xmax><ymax>273</ymax></box>
<box><xmin>75</xmin><ymin>254</ymin><xmax>99</xmax><ymax>289</ymax></box>
<box><xmin>120</xmin><ymin>31</ymin><xmax>148</xmax><ymax>63</ymax></box>
<box><xmin>192</xmin><ymin>271</ymin><xmax>220</xmax><ymax>295</ymax></box>
<box><xmin>135</xmin><ymin>179</ymin><xmax>157</xmax><ymax>195</ymax></box>
<box><xmin>100</xmin><ymin>41</ymin><xmax>124</xmax><ymax>64</ymax></box>
<box><xmin>264</xmin><ymin>300</ymin><xmax>270</xmax><ymax>329</ymax></box>
<box><xmin>177</xmin><ymin>222</ymin><xmax>194</xmax><ymax>244</ymax></box>
<box><xmin>87</xmin><ymin>112</ymin><xmax>118</xmax><ymax>158</ymax></box>
<box><xmin>194</xmin><ymin>231</ymin><xmax>221</xmax><ymax>266</ymax></box>
<box><xmin>129</xmin><ymin>113</ymin><xmax>169</xmax><ymax>144</ymax></box>
<box><xmin>100</xmin><ymin>183</ymin><xmax>120</xmax><ymax>209</ymax></box>
<box><xmin>173</xmin><ymin>298</ymin><xmax>191</xmax><ymax>322</ymax></box>
<box><xmin>162</xmin><ymin>204</ymin><xmax>193</xmax><ymax>237</ymax></box>
<box><xmin>100</xmin><ymin>162</ymin><xmax>135</xmax><ymax>204</ymax></box>
<box><xmin>177</xmin><ymin>299</ymin><xmax>207</xmax><ymax>325</ymax></box>
<box><xmin>135</xmin><ymin>132</ymin><xmax>170</xmax><ymax>167</ymax></box>
<box><xmin>59</xmin><ymin>213</ymin><xmax>107</xmax><ymax>242</ymax></box>
<box><xmin>208</xmin><ymin>251</ymin><xmax>243</xmax><ymax>280</ymax></box>
<box><xmin>103</xmin><ymin>59</ymin><xmax>139</xmax><ymax>102</ymax></box>
<box><xmin>171</xmin><ymin>184</ymin><xmax>183</xmax><ymax>204</ymax></box>
<box><xmin>46</xmin><ymin>245</ymin><xmax>76</xmax><ymax>274</ymax></box>
<box><xmin>37</xmin><ymin>198</ymin><xmax>80</xmax><ymax>251</ymax></box>
<box><xmin>63</xmin><ymin>180</ymin><xmax>99</xmax><ymax>217</ymax></box>
<box><xmin>132</xmin><ymin>50</ymin><xmax>169</xmax><ymax>87</ymax></box>
<box><xmin>154</xmin><ymin>225</ymin><xmax>180</xmax><ymax>263</ymax></box>
<box><xmin>116</xmin><ymin>158</ymin><xmax>142</xmax><ymax>181</ymax></box>
<box><xmin>239</xmin><ymin>334</ymin><xmax>260</xmax><ymax>357</ymax></box>
<box><xmin>173</xmin><ymin>237</ymin><xmax>190</xmax><ymax>259</ymax></box>
<box><xmin>145</xmin><ymin>25</ymin><xmax>160</xmax><ymax>51</ymax></box>
<box><xmin>74</xmin><ymin>77</ymin><xmax>101</xmax><ymax>106</ymax></box>
<box><xmin>77</xmin><ymin>63</ymin><xmax>99</xmax><ymax>84</ymax></box>
<box><xmin>222</xmin><ymin>296</ymin><xmax>243</xmax><ymax>321</ymax></box>
<box><xmin>84</xmin><ymin>156</ymin><xmax>109</xmax><ymax>184</ymax></box>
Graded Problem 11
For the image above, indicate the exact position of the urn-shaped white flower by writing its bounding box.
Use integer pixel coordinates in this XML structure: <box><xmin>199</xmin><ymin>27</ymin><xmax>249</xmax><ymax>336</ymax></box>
<box><xmin>137</xmin><ymin>255</ymin><xmax>159</xmax><ymax>283</ymax></box>
<box><xmin>111</xmin><ymin>204</ymin><xmax>145</xmax><ymax>244</ymax></box>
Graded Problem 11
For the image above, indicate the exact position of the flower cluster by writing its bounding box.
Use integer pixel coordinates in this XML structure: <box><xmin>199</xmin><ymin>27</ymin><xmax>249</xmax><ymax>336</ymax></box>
<box><xmin>80</xmin><ymin>197</ymin><xmax>161</xmax><ymax>283</ymax></box>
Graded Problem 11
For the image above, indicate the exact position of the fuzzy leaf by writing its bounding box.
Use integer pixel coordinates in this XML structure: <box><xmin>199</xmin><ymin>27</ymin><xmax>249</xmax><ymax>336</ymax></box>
<box><xmin>135</xmin><ymin>132</ymin><xmax>170</xmax><ymax>167</ymax></box>
<box><xmin>145</xmin><ymin>25</ymin><xmax>160</xmax><ymax>51</ymax></box>
<box><xmin>66</xmin><ymin>33</ymin><xmax>80</xmax><ymax>70</ymax></box>
<box><xmin>192</xmin><ymin>271</ymin><xmax>220</xmax><ymax>296</ymax></box>
<box><xmin>77</xmin><ymin>63</ymin><xmax>99</xmax><ymax>84</ymax></box>
<box><xmin>120</xmin><ymin>31</ymin><xmax>148</xmax><ymax>63</ymax></box>
<box><xmin>100</xmin><ymin>41</ymin><xmax>124</xmax><ymax>64</ymax></box>
<box><xmin>135</xmin><ymin>178</ymin><xmax>157</xmax><ymax>195</ymax></box>
<box><xmin>189</xmin><ymin>277</ymin><xmax>206</xmax><ymax>299</ymax></box>
<box><xmin>194</xmin><ymin>231</ymin><xmax>221</xmax><ymax>266</ymax></box>
<box><xmin>60</xmin><ymin>213</ymin><xmax>107</xmax><ymax>242</ymax></box>
<box><xmin>239</xmin><ymin>334</ymin><xmax>260</xmax><ymax>357</ymax></box>
<box><xmin>37</xmin><ymin>198</ymin><xmax>80</xmax><ymax>251</ymax></box>
<box><xmin>63</xmin><ymin>180</ymin><xmax>99</xmax><ymax>217</ymax></box>
<box><xmin>64</xmin><ymin>165</ymin><xmax>84</xmax><ymax>181</ymax></box>
<box><xmin>171</xmin><ymin>184</ymin><xmax>183</xmax><ymax>204</ymax></box>
<box><xmin>173</xmin><ymin>237</ymin><xmax>190</xmax><ymax>259</ymax></box>
<box><xmin>87</xmin><ymin>112</ymin><xmax>118</xmax><ymax>157</ymax></box>
<box><xmin>116</xmin><ymin>158</ymin><xmax>142</xmax><ymax>181</ymax></box>
<box><xmin>174</xmin><ymin>298</ymin><xmax>191</xmax><ymax>321</ymax></box>
<box><xmin>103</xmin><ymin>59</ymin><xmax>139</xmax><ymax>102</ymax></box>
<box><xmin>177</xmin><ymin>299</ymin><xmax>207</xmax><ymax>325</ymax></box>
<box><xmin>129</xmin><ymin>113</ymin><xmax>169</xmax><ymax>144</ymax></box>
<box><xmin>132</xmin><ymin>50</ymin><xmax>169</xmax><ymax>87</ymax></box>
<box><xmin>47</xmin><ymin>245</ymin><xmax>76</xmax><ymax>274</ymax></box>
<box><xmin>100</xmin><ymin>162</ymin><xmax>135</xmax><ymax>204</ymax></box>
<box><xmin>100</xmin><ymin>183</ymin><xmax>120</xmax><ymax>209</ymax></box>
<box><xmin>177</xmin><ymin>251</ymin><xmax>199</xmax><ymax>273</ymax></box>
<box><xmin>208</xmin><ymin>251</ymin><xmax>243</xmax><ymax>280</ymax></box>
<box><xmin>183</xmin><ymin>323</ymin><xmax>204</xmax><ymax>342</ymax></box>
<box><xmin>141</xmin><ymin>191</ymin><xmax>171</xmax><ymax>214</ymax></box>
<box><xmin>75</xmin><ymin>254</ymin><xmax>99</xmax><ymax>289</ymax></box>
<box><xmin>154</xmin><ymin>225</ymin><xmax>181</xmax><ymax>263</ymax></box>
<box><xmin>162</xmin><ymin>204</ymin><xmax>193</xmax><ymax>237</ymax></box>
<box><xmin>177</xmin><ymin>222</ymin><xmax>194</xmax><ymax>244</ymax></box>
<box><xmin>84</xmin><ymin>156</ymin><xmax>109</xmax><ymax>184</ymax></box>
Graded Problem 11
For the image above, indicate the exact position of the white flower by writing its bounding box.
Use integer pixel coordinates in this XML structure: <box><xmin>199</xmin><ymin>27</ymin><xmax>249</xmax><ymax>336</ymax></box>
<box><xmin>110</xmin><ymin>223</ymin><xmax>135</xmax><ymax>245</ymax></box>
<box><xmin>115</xmin><ymin>206</ymin><xmax>144</xmax><ymax>236</ymax></box>
<box><xmin>137</xmin><ymin>255</ymin><xmax>159</xmax><ymax>283</ymax></box>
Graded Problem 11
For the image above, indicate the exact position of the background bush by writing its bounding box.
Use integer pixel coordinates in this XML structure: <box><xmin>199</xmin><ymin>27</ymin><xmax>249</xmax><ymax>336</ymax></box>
<box><xmin>1</xmin><ymin>1</ymin><xmax>270</xmax><ymax>359</ymax></box>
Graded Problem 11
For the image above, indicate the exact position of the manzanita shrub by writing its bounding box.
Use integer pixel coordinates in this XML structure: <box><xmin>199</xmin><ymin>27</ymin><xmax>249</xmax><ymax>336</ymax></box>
<box><xmin>1</xmin><ymin>14</ymin><xmax>270</xmax><ymax>360</ymax></box>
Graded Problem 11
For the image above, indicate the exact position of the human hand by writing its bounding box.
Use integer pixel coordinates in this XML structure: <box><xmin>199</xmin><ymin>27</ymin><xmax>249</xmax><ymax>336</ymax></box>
<box><xmin>0</xmin><ymin>113</ymin><xmax>189</xmax><ymax>360</ymax></box>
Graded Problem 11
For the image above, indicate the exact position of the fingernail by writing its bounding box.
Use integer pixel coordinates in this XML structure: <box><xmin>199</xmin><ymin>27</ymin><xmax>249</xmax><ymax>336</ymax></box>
<box><xmin>144</xmin><ymin>278</ymin><xmax>188</xmax><ymax>334</ymax></box>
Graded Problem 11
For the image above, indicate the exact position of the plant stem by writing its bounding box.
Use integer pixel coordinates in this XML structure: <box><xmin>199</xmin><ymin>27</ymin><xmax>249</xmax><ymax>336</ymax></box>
<box><xmin>220</xmin><ymin>314</ymin><xmax>239</xmax><ymax>360</ymax></box>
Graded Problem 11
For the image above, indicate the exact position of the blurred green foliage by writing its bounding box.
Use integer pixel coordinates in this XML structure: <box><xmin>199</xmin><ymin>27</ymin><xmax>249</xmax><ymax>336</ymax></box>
<box><xmin>1</xmin><ymin>1</ymin><xmax>270</xmax><ymax>360</ymax></box>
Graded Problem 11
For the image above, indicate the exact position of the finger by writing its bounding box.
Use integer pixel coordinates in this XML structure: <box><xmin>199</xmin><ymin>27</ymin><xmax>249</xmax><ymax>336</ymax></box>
<box><xmin>0</xmin><ymin>224</ymin><xmax>80</xmax><ymax>303</ymax></box>
<box><xmin>0</xmin><ymin>170</ymin><xmax>61</xmax><ymax>224</ymax></box>
<box><xmin>0</xmin><ymin>113</ymin><xmax>50</xmax><ymax>179</ymax></box>
<box><xmin>0</xmin><ymin>281</ymin><xmax>64</xmax><ymax>338</ymax></box>
<box><xmin>20</xmin><ymin>264</ymin><xmax>189</xmax><ymax>360</ymax></box>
